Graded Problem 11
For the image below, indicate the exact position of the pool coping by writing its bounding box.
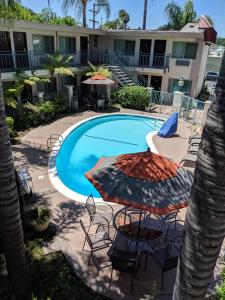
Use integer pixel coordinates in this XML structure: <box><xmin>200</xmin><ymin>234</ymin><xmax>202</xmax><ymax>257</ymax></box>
<box><xmin>48</xmin><ymin>113</ymin><xmax>164</xmax><ymax>204</ymax></box>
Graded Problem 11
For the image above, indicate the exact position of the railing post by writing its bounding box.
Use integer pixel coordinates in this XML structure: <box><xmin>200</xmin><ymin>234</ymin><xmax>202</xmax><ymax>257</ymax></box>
<box><xmin>201</xmin><ymin>100</ymin><xmax>211</xmax><ymax>125</ymax></box>
<box><xmin>185</xmin><ymin>97</ymin><xmax>190</xmax><ymax>121</ymax></box>
<box><xmin>145</xmin><ymin>87</ymin><xmax>154</xmax><ymax>111</ymax></box>
<box><xmin>173</xmin><ymin>91</ymin><xmax>183</xmax><ymax>116</ymax></box>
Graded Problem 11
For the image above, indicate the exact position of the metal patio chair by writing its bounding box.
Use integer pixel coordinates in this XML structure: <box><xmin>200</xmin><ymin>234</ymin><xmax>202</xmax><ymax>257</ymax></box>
<box><xmin>80</xmin><ymin>219</ymin><xmax>112</xmax><ymax>266</ymax></box>
<box><xmin>164</xmin><ymin>219</ymin><xmax>184</xmax><ymax>243</ymax></box>
<box><xmin>86</xmin><ymin>194</ymin><xmax>114</xmax><ymax>232</ymax></box>
<box><xmin>151</xmin><ymin>236</ymin><xmax>180</xmax><ymax>289</ymax></box>
<box><xmin>108</xmin><ymin>245</ymin><xmax>141</xmax><ymax>292</ymax></box>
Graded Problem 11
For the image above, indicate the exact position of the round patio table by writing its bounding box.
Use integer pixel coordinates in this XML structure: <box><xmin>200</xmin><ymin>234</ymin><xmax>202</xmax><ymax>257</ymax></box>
<box><xmin>113</xmin><ymin>207</ymin><xmax>163</xmax><ymax>244</ymax></box>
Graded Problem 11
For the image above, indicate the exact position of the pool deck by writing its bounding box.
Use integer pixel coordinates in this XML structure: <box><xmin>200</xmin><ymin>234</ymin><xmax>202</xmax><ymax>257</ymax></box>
<box><xmin>12</xmin><ymin>109</ymin><xmax>221</xmax><ymax>299</ymax></box>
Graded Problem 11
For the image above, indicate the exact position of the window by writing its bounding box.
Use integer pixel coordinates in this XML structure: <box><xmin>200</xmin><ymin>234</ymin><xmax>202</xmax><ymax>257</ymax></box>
<box><xmin>168</xmin><ymin>79</ymin><xmax>192</xmax><ymax>95</ymax></box>
<box><xmin>172</xmin><ymin>42</ymin><xmax>198</xmax><ymax>59</ymax></box>
<box><xmin>32</xmin><ymin>35</ymin><xmax>54</xmax><ymax>53</ymax></box>
<box><xmin>114</xmin><ymin>39</ymin><xmax>135</xmax><ymax>55</ymax></box>
<box><xmin>93</xmin><ymin>35</ymin><xmax>98</xmax><ymax>48</ymax></box>
<box><xmin>59</xmin><ymin>36</ymin><xmax>76</xmax><ymax>53</ymax></box>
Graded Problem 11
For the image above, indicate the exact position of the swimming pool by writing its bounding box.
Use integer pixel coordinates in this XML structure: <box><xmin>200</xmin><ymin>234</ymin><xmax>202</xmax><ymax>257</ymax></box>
<box><xmin>51</xmin><ymin>114</ymin><xmax>164</xmax><ymax>202</ymax></box>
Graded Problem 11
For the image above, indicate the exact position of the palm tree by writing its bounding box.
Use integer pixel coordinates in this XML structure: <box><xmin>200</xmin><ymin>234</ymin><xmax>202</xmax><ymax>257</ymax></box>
<box><xmin>86</xmin><ymin>61</ymin><xmax>112</xmax><ymax>78</ymax></box>
<box><xmin>48</xmin><ymin>0</ymin><xmax>50</xmax><ymax>9</ymax></box>
<box><xmin>142</xmin><ymin>0</ymin><xmax>148</xmax><ymax>29</ymax></box>
<box><xmin>43</xmin><ymin>53</ymin><xmax>74</xmax><ymax>92</ymax></box>
<box><xmin>173</xmin><ymin>52</ymin><xmax>225</xmax><ymax>299</ymax></box>
<box><xmin>118</xmin><ymin>9</ymin><xmax>130</xmax><ymax>29</ymax></box>
<box><xmin>62</xmin><ymin>0</ymin><xmax>111</xmax><ymax>28</ymax></box>
<box><xmin>5</xmin><ymin>71</ymin><xmax>50</xmax><ymax>106</ymax></box>
<box><xmin>0</xmin><ymin>0</ymin><xmax>30</xmax><ymax>296</ymax></box>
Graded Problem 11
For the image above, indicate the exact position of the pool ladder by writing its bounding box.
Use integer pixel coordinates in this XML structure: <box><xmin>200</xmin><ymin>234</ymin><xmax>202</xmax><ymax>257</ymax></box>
<box><xmin>47</xmin><ymin>134</ymin><xmax>64</xmax><ymax>151</ymax></box>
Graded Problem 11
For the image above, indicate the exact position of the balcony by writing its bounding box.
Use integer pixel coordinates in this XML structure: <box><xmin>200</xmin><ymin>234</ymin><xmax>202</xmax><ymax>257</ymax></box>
<box><xmin>89</xmin><ymin>51</ymin><xmax>170</xmax><ymax>70</ymax></box>
<box><xmin>0</xmin><ymin>51</ymin><xmax>87</xmax><ymax>71</ymax></box>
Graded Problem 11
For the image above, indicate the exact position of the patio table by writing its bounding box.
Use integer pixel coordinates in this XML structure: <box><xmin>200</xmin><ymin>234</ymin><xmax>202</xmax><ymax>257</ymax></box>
<box><xmin>113</xmin><ymin>208</ymin><xmax>163</xmax><ymax>244</ymax></box>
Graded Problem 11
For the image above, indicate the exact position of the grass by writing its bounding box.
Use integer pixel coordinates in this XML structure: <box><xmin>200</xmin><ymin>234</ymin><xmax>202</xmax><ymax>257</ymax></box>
<box><xmin>0</xmin><ymin>234</ymin><xmax>109</xmax><ymax>300</ymax></box>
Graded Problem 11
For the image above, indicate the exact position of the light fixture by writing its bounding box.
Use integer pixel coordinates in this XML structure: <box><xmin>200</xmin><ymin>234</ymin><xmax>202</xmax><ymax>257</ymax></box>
<box><xmin>178</xmin><ymin>77</ymin><xmax>184</xmax><ymax>88</ymax></box>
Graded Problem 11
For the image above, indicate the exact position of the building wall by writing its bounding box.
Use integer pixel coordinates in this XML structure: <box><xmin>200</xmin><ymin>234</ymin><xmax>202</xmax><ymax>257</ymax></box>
<box><xmin>0</xmin><ymin>21</ymin><xmax>210</xmax><ymax>97</ymax></box>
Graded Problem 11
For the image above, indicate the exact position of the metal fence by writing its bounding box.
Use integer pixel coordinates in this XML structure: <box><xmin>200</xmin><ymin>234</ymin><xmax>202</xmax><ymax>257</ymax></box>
<box><xmin>180</xmin><ymin>95</ymin><xmax>205</xmax><ymax>125</ymax></box>
<box><xmin>148</xmin><ymin>89</ymin><xmax>206</xmax><ymax>126</ymax></box>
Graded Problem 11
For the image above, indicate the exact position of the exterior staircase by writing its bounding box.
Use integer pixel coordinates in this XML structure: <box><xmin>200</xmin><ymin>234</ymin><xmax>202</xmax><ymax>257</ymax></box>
<box><xmin>106</xmin><ymin>65</ymin><xmax>136</xmax><ymax>86</ymax></box>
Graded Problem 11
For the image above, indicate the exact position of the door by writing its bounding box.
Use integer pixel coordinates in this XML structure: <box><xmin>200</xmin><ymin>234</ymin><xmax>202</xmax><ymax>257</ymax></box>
<box><xmin>151</xmin><ymin>76</ymin><xmax>162</xmax><ymax>91</ymax></box>
<box><xmin>153</xmin><ymin>40</ymin><xmax>166</xmax><ymax>68</ymax></box>
<box><xmin>13</xmin><ymin>32</ymin><xmax>28</xmax><ymax>68</ymax></box>
<box><xmin>80</xmin><ymin>36</ymin><xmax>88</xmax><ymax>65</ymax></box>
<box><xmin>0</xmin><ymin>31</ymin><xmax>13</xmax><ymax>70</ymax></box>
<box><xmin>139</xmin><ymin>39</ymin><xmax>151</xmax><ymax>66</ymax></box>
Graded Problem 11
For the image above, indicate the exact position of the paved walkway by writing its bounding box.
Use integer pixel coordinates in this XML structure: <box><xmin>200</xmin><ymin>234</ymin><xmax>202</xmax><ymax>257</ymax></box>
<box><xmin>12</xmin><ymin>109</ymin><xmax>220</xmax><ymax>299</ymax></box>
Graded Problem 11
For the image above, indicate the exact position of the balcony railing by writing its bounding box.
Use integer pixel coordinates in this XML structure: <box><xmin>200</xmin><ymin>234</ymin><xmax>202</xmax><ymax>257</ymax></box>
<box><xmin>0</xmin><ymin>50</ymin><xmax>170</xmax><ymax>71</ymax></box>
<box><xmin>89</xmin><ymin>51</ymin><xmax>170</xmax><ymax>70</ymax></box>
<box><xmin>0</xmin><ymin>51</ymin><xmax>86</xmax><ymax>71</ymax></box>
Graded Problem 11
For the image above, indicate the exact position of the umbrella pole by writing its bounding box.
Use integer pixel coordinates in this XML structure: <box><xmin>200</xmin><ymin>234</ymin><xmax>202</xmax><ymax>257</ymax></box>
<box><xmin>136</xmin><ymin>210</ymin><xmax>143</xmax><ymax>247</ymax></box>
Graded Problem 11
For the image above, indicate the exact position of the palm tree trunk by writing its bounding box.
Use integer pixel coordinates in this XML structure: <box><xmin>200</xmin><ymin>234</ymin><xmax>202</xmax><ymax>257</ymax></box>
<box><xmin>142</xmin><ymin>0</ymin><xmax>148</xmax><ymax>30</ymax></box>
<box><xmin>82</xmin><ymin>2</ymin><xmax>87</xmax><ymax>27</ymax></box>
<box><xmin>173</xmin><ymin>52</ymin><xmax>225</xmax><ymax>299</ymax></box>
<box><xmin>0</xmin><ymin>75</ymin><xmax>30</xmax><ymax>295</ymax></box>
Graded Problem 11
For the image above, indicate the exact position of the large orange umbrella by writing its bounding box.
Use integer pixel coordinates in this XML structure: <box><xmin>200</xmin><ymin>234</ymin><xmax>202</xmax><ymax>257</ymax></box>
<box><xmin>85</xmin><ymin>151</ymin><xmax>193</xmax><ymax>215</ymax></box>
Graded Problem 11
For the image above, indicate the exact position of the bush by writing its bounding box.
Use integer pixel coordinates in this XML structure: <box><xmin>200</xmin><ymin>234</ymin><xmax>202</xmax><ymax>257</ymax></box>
<box><xmin>6</xmin><ymin>117</ymin><xmax>15</xmax><ymax>137</ymax></box>
<box><xmin>113</xmin><ymin>85</ymin><xmax>149</xmax><ymax>110</ymax></box>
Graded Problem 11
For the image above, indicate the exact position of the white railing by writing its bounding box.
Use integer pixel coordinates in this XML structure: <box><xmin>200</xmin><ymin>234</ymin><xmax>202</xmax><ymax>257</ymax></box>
<box><xmin>149</xmin><ymin>89</ymin><xmax>206</xmax><ymax>126</ymax></box>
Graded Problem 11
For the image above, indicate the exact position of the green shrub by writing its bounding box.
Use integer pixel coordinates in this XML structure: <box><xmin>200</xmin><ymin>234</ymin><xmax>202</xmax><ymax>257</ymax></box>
<box><xmin>38</xmin><ymin>101</ymin><xmax>56</xmax><ymax>121</ymax></box>
<box><xmin>113</xmin><ymin>85</ymin><xmax>149</xmax><ymax>110</ymax></box>
<box><xmin>6</xmin><ymin>117</ymin><xmax>15</xmax><ymax>137</ymax></box>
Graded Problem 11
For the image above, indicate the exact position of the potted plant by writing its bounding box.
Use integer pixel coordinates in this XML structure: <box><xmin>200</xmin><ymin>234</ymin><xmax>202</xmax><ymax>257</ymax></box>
<box><xmin>26</xmin><ymin>207</ymin><xmax>52</xmax><ymax>232</ymax></box>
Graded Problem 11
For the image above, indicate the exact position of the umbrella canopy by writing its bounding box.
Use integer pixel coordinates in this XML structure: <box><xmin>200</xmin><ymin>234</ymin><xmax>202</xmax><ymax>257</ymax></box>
<box><xmin>85</xmin><ymin>151</ymin><xmax>193</xmax><ymax>215</ymax></box>
<box><xmin>82</xmin><ymin>74</ymin><xmax>114</xmax><ymax>85</ymax></box>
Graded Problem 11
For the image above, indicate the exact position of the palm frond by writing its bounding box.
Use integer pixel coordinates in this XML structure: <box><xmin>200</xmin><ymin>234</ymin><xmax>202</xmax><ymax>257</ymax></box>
<box><xmin>54</xmin><ymin>67</ymin><xmax>74</xmax><ymax>77</ymax></box>
<box><xmin>4</xmin><ymin>96</ymin><xmax>17</xmax><ymax>109</ymax></box>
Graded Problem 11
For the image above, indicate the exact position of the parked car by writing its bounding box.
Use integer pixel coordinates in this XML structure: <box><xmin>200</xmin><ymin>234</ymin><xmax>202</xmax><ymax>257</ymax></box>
<box><xmin>205</xmin><ymin>71</ymin><xmax>219</xmax><ymax>81</ymax></box>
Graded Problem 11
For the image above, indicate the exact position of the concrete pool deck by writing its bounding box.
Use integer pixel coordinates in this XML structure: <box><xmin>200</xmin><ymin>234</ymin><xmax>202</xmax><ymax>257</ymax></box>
<box><xmin>12</xmin><ymin>109</ymin><xmax>222</xmax><ymax>299</ymax></box>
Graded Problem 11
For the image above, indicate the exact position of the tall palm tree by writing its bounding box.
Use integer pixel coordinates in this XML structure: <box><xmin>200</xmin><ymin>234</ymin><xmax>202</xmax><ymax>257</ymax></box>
<box><xmin>48</xmin><ymin>0</ymin><xmax>50</xmax><ymax>9</ymax></box>
<box><xmin>142</xmin><ymin>0</ymin><xmax>148</xmax><ymax>30</ymax></box>
<box><xmin>62</xmin><ymin>0</ymin><xmax>111</xmax><ymax>28</ymax></box>
<box><xmin>119</xmin><ymin>9</ymin><xmax>130</xmax><ymax>29</ymax></box>
<box><xmin>0</xmin><ymin>0</ymin><xmax>30</xmax><ymax>296</ymax></box>
<box><xmin>173</xmin><ymin>52</ymin><xmax>225</xmax><ymax>299</ymax></box>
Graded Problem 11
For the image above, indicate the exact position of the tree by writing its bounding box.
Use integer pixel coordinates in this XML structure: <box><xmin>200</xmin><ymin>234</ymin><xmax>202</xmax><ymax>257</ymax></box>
<box><xmin>62</xmin><ymin>0</ymin><xmax>111</xmax><ymax>28</ymax></box>
<box><xmin>103</xmin><ymin>19</ymin><xmax>119</xmax><ymax>29</ymax></box>
<box><xmin>173</xmin><ymin>52</ymin><xmax>225</xmax><ymax>299</ymax></box>
<box><xmin>142</xmin><ymin>0</ymin><xmax>148</xmax><ymax>30</ymax></box>
<box><xmin>38</xmin><ymin>7</ymin><xmax>56</xmax><ymax>22</ymax></box>
<box><xmin>43</xmin><ymin>53</ymin><xmax>74</xmax><ymax>91</ymax></box>
<box><xmin>0</xmin><ymin>1</ymin><xmax>30</xmax><ymax>297</ymax></box>
<box><xmin>86</xmin><ymin>61</ymin><xmax>112</xmax><ymax>78</ymax></box>
<box><xmin>182</xmin><ymin>0</ymin><xmax>196</xmax><ymax>25</ymax></box>
<box><xmin>163</xmin><ymin>0</ymin><xmax>212</xmax><ymax>30</ymax></box>
<box><xmin>164</xmin><ymin>1</ymin><xmax>183</xmax><ymax>30</ymax></box>
<box><xmin>5</xmin><ymin>71</ymin><xmax>50</xmax><ymax>106</ymax></box>
<box><xmin>118</xmin><ymin>9</ymin><xmax>130</xmax><ymax>29</ymax></box>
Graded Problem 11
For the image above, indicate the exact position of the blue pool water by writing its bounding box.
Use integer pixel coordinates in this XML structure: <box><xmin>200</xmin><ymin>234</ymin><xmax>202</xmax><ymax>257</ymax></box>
<box><xmin>56</xmin><ymin>114</ymin><xmax>164</xmax><ymax>197</ymax></box>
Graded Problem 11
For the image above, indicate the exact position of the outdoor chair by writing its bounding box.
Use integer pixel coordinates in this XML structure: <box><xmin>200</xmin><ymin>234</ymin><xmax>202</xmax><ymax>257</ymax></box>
<box><xmin>97</xmin><ymin>99</ymin><xmax>105</xmax><ymax>111</ymax></box>
<box><xmin>151</xmin><ymin>237</ymin><xmax>180</xmax><ymax>289</ymax></box>
<box><xmin>80</xmin><ymin>219</ymin><xmax>112</xmax><ymax>266</ymax></box>
<box><xmin>108</xmin><ymin>245</ymin><xmax>141</xmax><ymax>292</ymax></box>
<box><xmin>188</xmin><ymin>143</ymin><xmax>200</xmax><ymax>154</ymax></box>
<box><xmin>86</xmin><ymin>194</ymin><xmax>114</xmax><ymax>232</ymax></box>
<box><xmin>164</xmin><ymin>219</ymin><xmax>184</xmax><ymax>243</ymax></box>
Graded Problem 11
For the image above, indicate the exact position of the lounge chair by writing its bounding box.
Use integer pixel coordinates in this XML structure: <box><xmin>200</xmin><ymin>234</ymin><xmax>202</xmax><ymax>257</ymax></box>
<box><xmin>180</xmin><ymin>152</ymin><xmax>198</xmax><ymax>164</ymax></box>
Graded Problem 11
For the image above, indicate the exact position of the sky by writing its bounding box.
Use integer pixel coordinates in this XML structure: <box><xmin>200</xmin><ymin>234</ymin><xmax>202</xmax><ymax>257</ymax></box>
<box><xmin>21</xmin><ymin>0</ymin><xmax>225</xmax><ymax>37</ymax></box>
